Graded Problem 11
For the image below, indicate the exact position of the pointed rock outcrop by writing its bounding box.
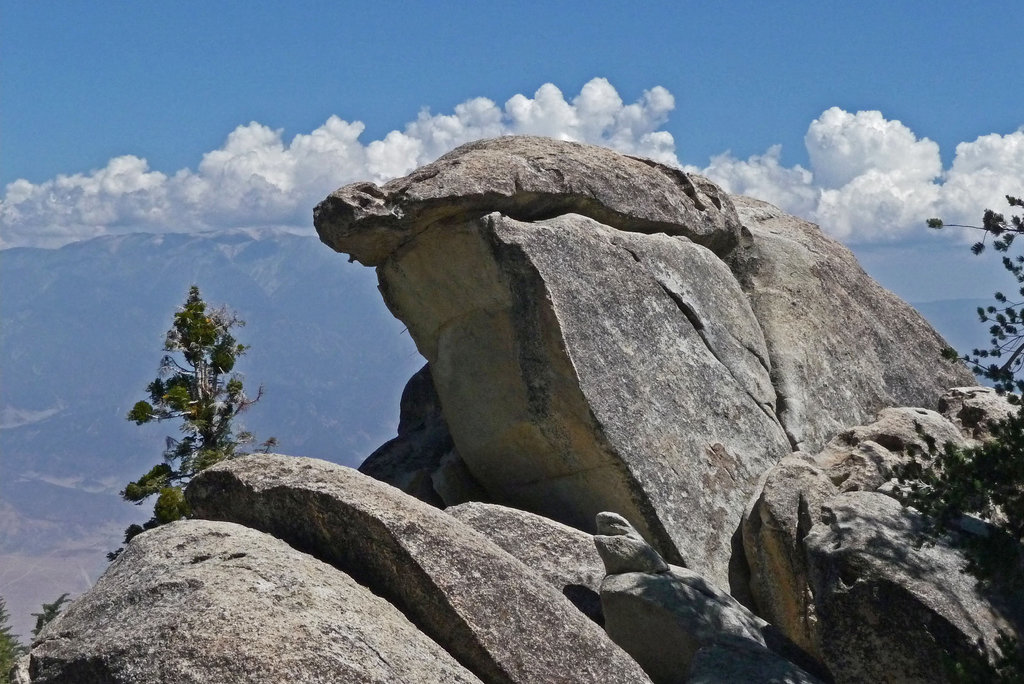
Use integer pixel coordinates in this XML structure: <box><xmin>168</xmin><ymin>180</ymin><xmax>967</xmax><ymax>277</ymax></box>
<box><xmin>742</xmin><ymin>457</ymin><xmax>838</xmax><ymax>655</ymax></box>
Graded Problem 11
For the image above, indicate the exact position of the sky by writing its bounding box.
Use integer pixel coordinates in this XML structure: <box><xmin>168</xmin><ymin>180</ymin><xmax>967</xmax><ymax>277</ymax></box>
<box><xmin>2</xmin><ymin>2</ymin><xmax>1022</xmax><ymax>302</ymax></box>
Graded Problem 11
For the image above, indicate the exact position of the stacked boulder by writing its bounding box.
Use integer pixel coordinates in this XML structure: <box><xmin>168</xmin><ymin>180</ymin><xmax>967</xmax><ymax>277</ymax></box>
<box><xmin>18</xmin><ymin>137</ymin><xmax>1019</xmax><ymax>683</ymax></box>
<box><xmin>317</xmin><ymin>136</ymin><xmax>969</xmax><ymax>590</ymax></box>
<box><xmin>742</xmin><ymin>390</ymin><xmax>1020</xmax><ymax>681</ymax></box>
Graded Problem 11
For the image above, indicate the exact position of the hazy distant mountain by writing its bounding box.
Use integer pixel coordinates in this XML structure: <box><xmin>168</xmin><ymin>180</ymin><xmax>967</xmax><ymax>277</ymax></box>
<box><xmin>0</xmin><ymin>230</ymin><xmax>423</xmax><ymax>637</ymax></box>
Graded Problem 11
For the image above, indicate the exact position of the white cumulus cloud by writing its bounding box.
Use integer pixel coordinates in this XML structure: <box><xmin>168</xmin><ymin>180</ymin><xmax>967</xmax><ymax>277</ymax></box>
<box><xmin>805</xmin><ymin>107</ymin><xmax>942</xmax><ymax>189</ymax></box>
<box><xmin>2</xmin><ymin>83</ymin><xmax>1020</xmax><ymax>249</ymax></box>
<box><xmin>702</xmin><ymin>108</ymin><xmax>1023</xmax><ymax>243</ymax></box>
<box><xmin>691</xmin><ymin>145</ymin><xmax>818</xmax><ymax>220</ymax></box>
<box><xmin>0</xmin><ymin>78</ymin><xmax>680</xmax><ymax>249</ymax></box>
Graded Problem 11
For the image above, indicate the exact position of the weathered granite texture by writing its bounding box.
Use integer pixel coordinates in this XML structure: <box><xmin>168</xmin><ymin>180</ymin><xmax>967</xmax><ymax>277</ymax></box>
<box><xmin>315</xmin><ymin>136</ymin><xmax>741</xmax><ymax>266</ymax></box>
<box><xmin>743</xmin><ymin>405</ymin><xmax>1020</xmax><ymax>683</ymax></box>
<box><xmin>595</xmin><ymin>512</ymin><xmax>827</xmax><ymax>684</ymax></box>
<box><xmin>187</xmin><ymin>455</ymin><xmax>652</xmax><ymax>684</ymax></box>
<box><xmin>727</xmin><ymin>195</ymin><xmax>974</xmax><ymax>453</ymax></box>
<box><xmin>446</xmin><ymin>501</ymin><xmax>606</xmax><ymax>623</ymax></box>
<box><xmin>26</xmin><ymin>520</ymin><xmax>482</xmax><ymax>683</ymax></box>
<box><xmin>318</xmin><ymin>136</ymin><xmax>971</xmax><ymax>590</ymax></box>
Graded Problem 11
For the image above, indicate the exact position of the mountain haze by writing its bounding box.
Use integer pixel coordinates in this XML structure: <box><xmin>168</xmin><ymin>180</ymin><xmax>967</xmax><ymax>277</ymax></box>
<box><xmin>0</xmin><ymin>230</ymin><xmax>423</xmax><ymax>637</ymax></box>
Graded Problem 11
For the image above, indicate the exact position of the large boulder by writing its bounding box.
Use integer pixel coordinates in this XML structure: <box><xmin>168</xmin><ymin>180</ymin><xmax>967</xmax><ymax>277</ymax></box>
<box><xmin>446</xmin><ymin>501</ymin><xmax>606</xmax><ymax>623</ymax></box>
<box><xmin>25</xmin><ymin>520</ymin><xmax>482</xmax><ymax>683</ymax></box>
<box><xmin>187</xmin><ymin>454</ymin><xmax>652</xmax><ymax>684</ymax></box>
<box><xmin>745</xmin><ymin>450</ymin><xmax>1017</xmax><ymax>684</ymax></box>
<box><xmin>804</xmin><ymin>491</ymin><xmax>1013</xmax><ymax>683</ymax></box>
<box><xmin>315</xmin><ymin>136</ymin><xmax>971</xmax><ymax>590</ymax></box>
<box><xmin>728</xmin><ymin>195</ymin><xmax>974</xmax><ymax>453</ymax></box>
<box><xmin>351</xmin><ymin>206</ymin><xmax>792</xmax><ymax>588</ymax></box>
<box><xmin>314</xmin><ymin>135</ymin><xmax>742</xmax><ymax>266</ymax></box>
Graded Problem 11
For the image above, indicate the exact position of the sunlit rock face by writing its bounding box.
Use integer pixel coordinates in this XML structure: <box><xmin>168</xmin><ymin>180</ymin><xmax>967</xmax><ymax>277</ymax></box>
<box><xmin>26</xmin><ymin>520</ymin><xmax>483</xmax><ymax>684</ymax></box>
<box><xmin>187</xmin><ymin>455</ymin><xmax>652</xmax><ymax>684</ymax></box>
<box><xmin>315</xmin><ymin>135</ymin><xmax>970</xmax><ymax>589</ymax></box>
<box><xmin>727</xmin><ymin>195</ymin><xmax>975</xmax><ymax>453</ymax></box>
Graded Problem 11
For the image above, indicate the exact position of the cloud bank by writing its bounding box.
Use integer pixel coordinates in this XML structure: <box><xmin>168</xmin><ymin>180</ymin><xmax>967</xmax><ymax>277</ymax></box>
<box><xmin>1</xmin><ymin>79</ymin><xmax>1021</xmax><ymax>249</ymax></box>
<box><xmin>0</xmin><ymin>79</ymin><xmax>675</xmax><ymax>249</ymax></box>
<box><xmin>700</xmin><ymin>107</ymin><xmax>1024</xmax><ymax>243</ymax></box>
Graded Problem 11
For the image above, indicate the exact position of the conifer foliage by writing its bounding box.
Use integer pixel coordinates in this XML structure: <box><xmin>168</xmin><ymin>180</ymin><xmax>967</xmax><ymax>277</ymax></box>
<box><xmin>31</xmin><ymin>593</ymin><xmax>69</xmax><ymax>638</ymax></box>
<box><xmin>909</xmin><ymin>195</ymin><xmax>1024</xmax><ymax>557</ymax></box>
<box><xmin>900</xmin><ymin>195</ymin><xmax>1024</xmax><ymax>679</ymax></box>
<box><xmin>0</xmin><ymin>594</ymin><xmax>24</xmax><ymax>678</ymax></box>
<box><xmin>930</xmin><ymin>195</ymin><xmax>1024</xmax><ymax>393</ymax></box>
<box><xmin>112</xmin><ymin>286</ymin><xmax>274</xmax><ymax>558</ymax></box>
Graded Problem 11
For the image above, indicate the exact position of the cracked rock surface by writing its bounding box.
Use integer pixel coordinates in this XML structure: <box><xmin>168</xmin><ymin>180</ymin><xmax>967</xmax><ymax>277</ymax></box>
<box><xmin>316</xmin><ymin>136</ymin><xmax>972</xmax><ymax>590</ymax></box>
<box><xmin>728</xmin><ymin>195</ymin><xmax>974</xmax><ymax>453</ymax></box>
<box><xmin>187</xmin><ymin>455</ymin><xmax>652</xmax><ymax>684</ymax></box>
<box><xmin>27</xmin><ymin>520</ymin><xmax>482</xmax><ymax>684</ymax></box>
<box><xmin>371</xmin><ymin>209</ymin><xmax>791</xmax><ymax>587</ymax></box>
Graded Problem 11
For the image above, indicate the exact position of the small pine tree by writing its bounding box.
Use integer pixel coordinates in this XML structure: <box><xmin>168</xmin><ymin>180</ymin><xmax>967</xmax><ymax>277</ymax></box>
<box><xmin>112</xmin><ymin>286</ymin><xmax>275</xmax><ymax>559</ymax></box>
<box><xmin>0</xmin><ymin>594</ymin><xmax>25</xmax><ymax>678</ymax></box>
<box><xmin>30</xmin><ymin>593</ymin><xmax>69</xmax><ymax>637</ymax></box>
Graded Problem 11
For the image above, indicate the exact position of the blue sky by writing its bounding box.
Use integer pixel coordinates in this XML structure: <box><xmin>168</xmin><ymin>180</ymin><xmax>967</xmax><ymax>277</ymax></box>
<box><xmin>2</xmin><ymin>2</ymin><xmax>1022</xmax><ymax>300</ymax></box>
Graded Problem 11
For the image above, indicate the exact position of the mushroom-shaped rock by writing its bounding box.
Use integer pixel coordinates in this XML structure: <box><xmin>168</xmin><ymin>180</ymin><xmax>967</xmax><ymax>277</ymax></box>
<box><xmin>26</xmin><ymin>520</ymin><xmax>482</xmax><ymax>684</ymax></box>
<box><xmin>314</xmin><ymin>136</ymin><xmax>742</xmax><ymax>266</ymax></box>
<box><xmin>315</xmin><ymin>136</ymin><xmax>972</xmax><ymax>592</ymax></box>
<box><xmin>187</xmin><ymin>455</ymin><xmax>652</xmax><ymax>684</ymax></box>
